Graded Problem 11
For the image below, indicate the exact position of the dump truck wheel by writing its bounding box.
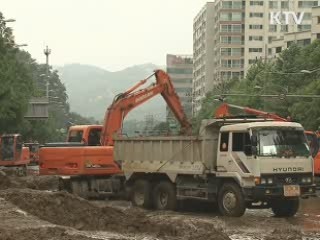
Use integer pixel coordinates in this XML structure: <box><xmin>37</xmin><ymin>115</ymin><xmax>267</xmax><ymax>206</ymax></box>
<box><xmin>218</xmin><ymin>182</ymin><xmax>246</xmax><ymax>217</ymax></box>
<box><xmin>132</xmin><ymin>179</ymin><xmax>152</xmax><ymax>208</ymax></box>
<box><xmin>153</xmin><ymin>181</ymin><xmax>177</xmax><ymax>211</ymax></box>
<box><xmin>271</xmin><ymin>198</ymin><xmax>299</xmax><ymax>217</ymax></box>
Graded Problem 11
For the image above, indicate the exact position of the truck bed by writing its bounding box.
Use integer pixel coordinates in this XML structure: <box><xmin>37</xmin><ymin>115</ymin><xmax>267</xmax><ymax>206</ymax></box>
<box><xmin>114</xmin><ymin>135</ymin><xmax>218</xmax><ymax>177</ymax></box>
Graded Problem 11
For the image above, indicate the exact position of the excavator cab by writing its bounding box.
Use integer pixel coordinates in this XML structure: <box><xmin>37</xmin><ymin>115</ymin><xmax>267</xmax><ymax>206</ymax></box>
<box><xmin>0</xmin><ymin>134</ymin><xmax>22</xmax><ymax>162</ymax></box>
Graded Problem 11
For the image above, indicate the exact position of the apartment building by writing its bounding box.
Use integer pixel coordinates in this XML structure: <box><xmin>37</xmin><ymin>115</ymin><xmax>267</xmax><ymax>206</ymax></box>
<box><xmin>166</xmin><ymin>54</ymin><xmax>193</xmax><ymax>127</ymax></box>
<box><xmin>193</xmin><ymin>0</ymin><xmax>319</xmax><ymax>116</ymax></box>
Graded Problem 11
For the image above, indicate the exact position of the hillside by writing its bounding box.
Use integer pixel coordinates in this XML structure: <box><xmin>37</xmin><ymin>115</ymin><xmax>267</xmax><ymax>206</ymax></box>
<box><xmin>56</xmin><ymin>63</ymin><xmax>166</xmax><ymax>121</ymax></box>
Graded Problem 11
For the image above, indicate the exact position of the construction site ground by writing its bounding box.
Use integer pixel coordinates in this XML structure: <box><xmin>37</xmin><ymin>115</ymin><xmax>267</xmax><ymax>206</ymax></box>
<box><xmin>0</xmin><ymin>170</ymin><xmax>319</xmax><ymax>240</ymax></box>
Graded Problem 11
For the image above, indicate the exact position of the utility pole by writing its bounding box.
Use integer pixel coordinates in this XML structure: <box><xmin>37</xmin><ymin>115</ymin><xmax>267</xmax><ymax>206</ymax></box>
<box><xmin>43</xmin><ymin>46</ymin><xmax>51</xmax><ymax>98</ymax></box>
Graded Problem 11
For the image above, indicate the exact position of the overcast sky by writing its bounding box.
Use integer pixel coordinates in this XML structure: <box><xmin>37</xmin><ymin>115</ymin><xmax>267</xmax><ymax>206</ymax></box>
<box><xmin>1</xmin><ymin>0</ymin><xmax>208</xmax><ymax>71</ymax></box>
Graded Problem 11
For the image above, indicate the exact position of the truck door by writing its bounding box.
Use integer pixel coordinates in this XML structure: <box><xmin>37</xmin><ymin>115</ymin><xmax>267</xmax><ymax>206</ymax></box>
<box><xmin>231</xmin><ymin>132</ymin><xmax>253</xmax><ymax>174</ymax></box>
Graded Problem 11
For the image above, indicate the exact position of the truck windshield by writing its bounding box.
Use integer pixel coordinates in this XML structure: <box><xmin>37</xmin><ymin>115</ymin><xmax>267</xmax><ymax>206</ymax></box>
<box><xmin>255</xmin><ymin>128</ymin><xmax>310</xmax><ymax>158</ymax></box>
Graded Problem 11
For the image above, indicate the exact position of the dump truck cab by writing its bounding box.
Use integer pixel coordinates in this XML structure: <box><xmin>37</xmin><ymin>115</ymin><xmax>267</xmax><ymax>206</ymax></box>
<box><xmin>216</xmin><ymin>121</ymin><xmax>315</xmax><ymax>200</ymax></box>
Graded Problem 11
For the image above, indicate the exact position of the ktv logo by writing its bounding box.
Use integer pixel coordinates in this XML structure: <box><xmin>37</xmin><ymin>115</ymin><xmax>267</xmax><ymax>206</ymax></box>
<box><xmin>270</xmin><ymin>11</ymin><xmax>305</xmax><ymax>25</ymax></box>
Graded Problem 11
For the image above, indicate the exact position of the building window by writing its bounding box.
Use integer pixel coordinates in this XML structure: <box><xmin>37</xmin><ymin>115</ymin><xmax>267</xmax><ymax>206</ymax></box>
<box><xmin>221</xmin><ymin>36</ymin><xmax>244</xmax><ymax>44</ymax></box>
<box><xmin>269</xmin><ymin>25</ymin><xmax>277</xmax><ymax>32</ymax></box>
<box><xmin>298</xmin><ymin>24</ymin><xmax>312</xmax><ymax>31</ymax></box>
<box><xmin>287</xmin><ymin>41</ymin><xmax>294</xmax><ymax>48</ymax></box>
<box><xmin>221</xmin><ymin>48</ymin><xmax>244</xmax><ymax>56</ymax></box>
<box><xmin>317</xmin><ymin>33</ymin><xmax>320</xmax><ymax>39</ymax></box>
<box><xmin>276</xmin><ymin>47</ymin><xmax>282</xmax><ymax>53</ymax></box>
<box><xmin>250</xmin><ymin>1</ymin><xmax>263</xmax><ymax>6</ymax></box>
<box><xmin>221</xmin><ymin>1</ymin><xmax>244</xmax><ymax>9</ymax></box>
<box><xmin>281</xmin><ymin>1</ymin><xmax>289</xmax><ymax>9</ymax></box>
<box><xmin>281</xmin><ymin>25</ymin><xmax>288</xmax><ymax>32</ymax></box>
<box><xmin>249</xmin><ymin>25</ymin><xmax>263</xmax><ymax>29</ymax></box>
<box><xmin>269</xmin><ymin>1</ymin><xmax>278</xmax><ymax>8</ymax></box>
<box><xmin>249</xmin><ymin>36</ymin><xmax>263</xmax><ymax>41</ymax></box>
<box><xmin>249</xmin><ymin>48</ymin><xmax>263</xmax><ymax>53</ymax></box>
<box><xmin>221</xmin><ymin>24</ymin><xmax>243</xmax><ymax>33</ymax></box>
<box><xmin>249</xmin><ymin>12</ymin><xmax>263</xmax><ymax>18</ymax></box>
<box><xmin>268</xmin><ymin>48</ymin><xmax>273</xmax><ymax>55</ymax></box>
<box><xmin>298</xmin><ymin>1</ymin><xmax>318</xmax><ymax>8</ymax></box>
<box><xmin>221</xmin><ymin>59</ymin><xmax>244</xmax><ymax>68</ymax></box>
<box><xmin>297</xmin><ymin>38</ymin><xmax>311</xmax><ymax>46</ymax></box>
<box><xmin>303</xmin><ymin>12</ymin><xmax>312</xmax><ymax>20</ymax></box>
<box><xmin>318</xmin><ymin>16</ymin><xmax>320</xmax><ymax>24</ymax></box>
<box><xmin>220</xmin><ymin>12</ymin><xmax>244</xmax><ymax>21</ymax></box>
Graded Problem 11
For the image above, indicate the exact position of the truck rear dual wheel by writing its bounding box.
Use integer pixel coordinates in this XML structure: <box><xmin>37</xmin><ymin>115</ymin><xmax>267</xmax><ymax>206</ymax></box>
<box><xmin>218</xmin><ymin>182</ymin><xmax>246</xmax><ymax>217</ymax></box>
<box><xmin>132</xmin><ymin>179</ymin><xmax>153</xmax><ymax>208</ymax></box>
<box><xmin>271</xmin><ymin>198</ymin><xmax>299</xmax><ymax>217</ymax></box>
<box><xmin>153</xmin><ymin>181</ymin><xmax>177</xmax><ymax>211</ymax></box>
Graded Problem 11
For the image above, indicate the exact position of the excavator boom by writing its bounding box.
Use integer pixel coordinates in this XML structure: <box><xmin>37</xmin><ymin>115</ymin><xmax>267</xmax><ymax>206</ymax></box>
<box><xmin>100</xmin><ymin>70</ymin><xmax>192</xmax><ymax>146</ymax></box>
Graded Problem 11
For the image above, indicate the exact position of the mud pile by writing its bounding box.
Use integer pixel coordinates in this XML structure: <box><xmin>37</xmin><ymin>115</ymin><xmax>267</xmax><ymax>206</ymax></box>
<box><xmin>0</xmin><ymin>189</ymin><xmax>230</xmax><ymax>240</ymax></box>
<box><xmin>264</xmin><ymin>228</ymin><xmax>303</xmax><ymax>240</ymax></box>
<box><xmin>0</xmin><ymin>170</ymin><xmax>59</xmax><ymax>191</ymax></box>
<box><xmin>0</xmin><ymin>227</ymin><xmax>99</xmax><ymax>240</ymax></box>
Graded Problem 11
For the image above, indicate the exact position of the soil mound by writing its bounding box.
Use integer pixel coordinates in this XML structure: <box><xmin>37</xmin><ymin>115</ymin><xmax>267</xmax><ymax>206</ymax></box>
<box><xmin>0</xmin><ymin>170</ymin><xmax>58</xmax><ymax>191</ymax></box>
<box><xmin>265</xmin><ymin>228</ymin><xmax>302</xmax><ymax>240</ymax></box>
<box><xmin>0</xmin><ymin>227</ymin><xmax>99</xmax><ymax>240</ymax></box>
<box><xmin>0</xmin><ymin>189</ymin><xmax>230</xmax><ymax>240</ymax></box>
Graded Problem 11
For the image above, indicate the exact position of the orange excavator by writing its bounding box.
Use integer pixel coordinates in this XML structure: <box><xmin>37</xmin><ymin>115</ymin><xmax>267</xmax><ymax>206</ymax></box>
<box><xmin>215</xmin><ymin>103</ymin><xmax>320</xmax><ymax>179</ymax></box>
<box><xmin>39</xmin><ymin>69</ymin><xmax>192</xmax><ymax>197</ymax></box>
<box><xmin>0</xmin><ymin>134</ymin><xmax>30</xmax><ymax>176</ymax></box>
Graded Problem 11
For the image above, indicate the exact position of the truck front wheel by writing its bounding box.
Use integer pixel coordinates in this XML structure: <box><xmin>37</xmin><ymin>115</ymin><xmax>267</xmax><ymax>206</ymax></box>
<box><xmin>131</xmin><ymin>179</ymin><xmax>152</xmax><ymax>208</ymax></box>
<box><xmin>153</xmin><ymin>181</ymin><xmax>177</xmax><ymax>211</ymax></box>
<box><xmin>218</xmin><ymin>182</ymin><xmax>246</xmax><ymax>217</ymax></box>
<box><xmin>271</xmin><ymin>198</ymin><xmax>299</xmax><ymax>217</ymax></box>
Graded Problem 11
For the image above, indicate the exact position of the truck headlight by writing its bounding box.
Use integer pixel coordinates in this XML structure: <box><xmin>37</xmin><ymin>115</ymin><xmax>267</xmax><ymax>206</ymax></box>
<box><xmin>261</xmin><ymin>178</ymin><xmax>266</xmax><ymax>184</ymax></box>
<box><xmin>301</xmin><ymin>177</ymin><xmax>312</xmax><ymax>183</ymax></box>
<box><xmin>267</xmin><ymin>178</ymin><xmax>273</xmax><ymax>184</ymax></box>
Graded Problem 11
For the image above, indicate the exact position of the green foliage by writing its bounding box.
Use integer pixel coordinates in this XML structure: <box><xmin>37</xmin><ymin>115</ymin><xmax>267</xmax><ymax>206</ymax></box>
<box><xmin>195</xmin><ymin>40</ymin><xmax>320</xmax><ymax>131</ymax></box>
<box><xmin>0</xmin><ymin>15</ymin><xmax>34</xmax><ymax>132</ymax></box>
<box><xmin>0</xmin><ymin>11</ymin><xmax>97</xmax><ymax>142</ymax></box>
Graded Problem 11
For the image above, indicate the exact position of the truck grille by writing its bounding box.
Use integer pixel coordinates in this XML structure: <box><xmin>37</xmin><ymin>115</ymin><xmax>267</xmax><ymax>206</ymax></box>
<box><xmin>261</xmin><ymin>174</ymin><xmax>312</xmax><ymax>185</ymax></box>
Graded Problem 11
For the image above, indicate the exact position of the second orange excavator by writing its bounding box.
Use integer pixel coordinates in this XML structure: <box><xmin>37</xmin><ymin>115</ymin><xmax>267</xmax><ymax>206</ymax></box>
<box><xmin>39</xmin><ymin>70</ymin><xmax>192</xmax><ymax>198</ymax></box>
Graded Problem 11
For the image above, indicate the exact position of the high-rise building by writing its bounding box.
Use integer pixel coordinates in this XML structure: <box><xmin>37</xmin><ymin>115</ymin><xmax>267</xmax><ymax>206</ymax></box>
<box><xmin>166</xmin><ymin>54</ymin><xmax>193</xmax><ymax>127</ymax></box>
<box><xmin>193</xmin><ymin>0</ymin><xmax>319</xmax><ymax>116</ymax></box>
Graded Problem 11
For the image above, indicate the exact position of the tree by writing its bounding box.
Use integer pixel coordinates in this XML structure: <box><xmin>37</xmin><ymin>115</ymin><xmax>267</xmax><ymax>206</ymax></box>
<box><xmin>195</xmin><ymin>40</ymin><xmax>320</xmax><ymax>131</ymax></box>
<box><xmin>0</xmin><ymin>13</ymin><xmax>34</xmax><ymax>133</ymax></box>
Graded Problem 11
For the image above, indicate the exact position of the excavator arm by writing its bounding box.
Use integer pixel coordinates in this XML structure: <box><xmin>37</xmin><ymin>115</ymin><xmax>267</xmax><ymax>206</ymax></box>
<box><xmin>101</xmin><ymin>69</ymin><xmax>192</xmax><ymax>146</ymax></box>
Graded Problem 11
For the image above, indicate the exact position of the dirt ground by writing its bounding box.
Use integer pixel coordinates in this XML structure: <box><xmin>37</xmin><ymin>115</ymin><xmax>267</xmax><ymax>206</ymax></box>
<box><xmin>0</xmin><ymin>171</ymin><xmax>319</xmax><ymax>240</ymax></box>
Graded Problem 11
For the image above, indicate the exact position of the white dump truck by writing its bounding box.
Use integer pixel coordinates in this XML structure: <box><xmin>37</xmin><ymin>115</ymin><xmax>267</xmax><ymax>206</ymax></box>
<box><xmin>115</xmin><ymin>118</ymin><xmax>316</xmax><ymax>217</ymax></box>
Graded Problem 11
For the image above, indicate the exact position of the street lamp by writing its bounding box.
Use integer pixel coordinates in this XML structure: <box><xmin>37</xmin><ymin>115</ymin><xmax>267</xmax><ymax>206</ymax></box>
<box><xmin>3</xmin><ymin>19</ymin><xmax>15</xmax><ymax>23</ymax></box>
<box><xmin>15</xmin><ymin>44</ymin><xmax>28</xmax><ymax>47</ymax></box>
